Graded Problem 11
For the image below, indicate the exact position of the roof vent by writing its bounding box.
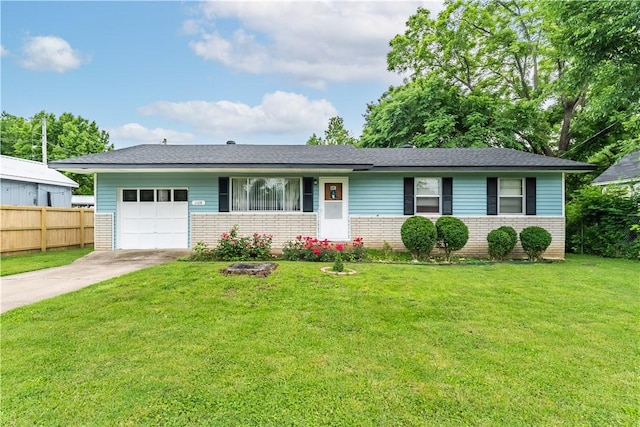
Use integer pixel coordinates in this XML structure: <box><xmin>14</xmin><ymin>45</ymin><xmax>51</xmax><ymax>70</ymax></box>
<box><xmin>226</xmin><ymin>140</ymin><xmax>236</xmax><ymax>145</ymax></box>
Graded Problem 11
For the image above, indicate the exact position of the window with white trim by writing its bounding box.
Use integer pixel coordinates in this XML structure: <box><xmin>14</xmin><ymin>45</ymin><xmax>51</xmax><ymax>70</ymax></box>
<box><xmin>415</xmin><ymin>178</ymin><xmax>441</xmax><ymax>213</ymax></box>
<box><xmin>499</xmin><ymin>178</ymin><xmax>524</xmax><ymax>214</ymax></box>
<box><xmin>231</xmin><ymin>178</ymin><xmax>301</xmax><ymax>211</ymax></box>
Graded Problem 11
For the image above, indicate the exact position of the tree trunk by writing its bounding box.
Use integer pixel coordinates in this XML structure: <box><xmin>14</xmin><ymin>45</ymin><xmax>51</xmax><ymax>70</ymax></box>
<box><xmin>558</xmin><ymin>96</ymin><xmax>579</xmax><ymax>153</ymax></box>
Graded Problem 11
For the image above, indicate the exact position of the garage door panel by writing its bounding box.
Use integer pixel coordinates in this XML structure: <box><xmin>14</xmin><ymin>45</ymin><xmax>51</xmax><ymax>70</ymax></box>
<box><xmin>156</xmin><ymin>233</ymin><xmax>187</xmax><ymax>249</ymax></box>
<box><xmin>120</xmin><ymin>233</ymin><xmax>140</xmax><ymax>250</ymax></box>
<box><xmin>156</xmin><ymin>203</ymin><xmax>174</xmax><ymax>218</ymax></box>
<box><xmin>120</xmin><ymin>218</ymin><xmax>139</xmax><ymax>229</ymax></box>
<box><xmin>173</xmin><ymin>218</ymin><xmax>188</xmax><ymax>229</ymax></box>
<box><xmin>139</xmin><ymin>203</ymin><xmax>156</xmax><ymax>217</ymax></box>
<box><xmin>139</xmin><ymin>220</ymin><xmax>156</xmax><ymax>233</ymax></box>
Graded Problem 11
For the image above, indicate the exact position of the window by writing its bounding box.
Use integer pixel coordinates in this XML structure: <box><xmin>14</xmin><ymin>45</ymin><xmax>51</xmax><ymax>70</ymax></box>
<box><xmin>174</xmin><ymin>189</ymin><xmax>188</xmax><ymax>202</ymax></box>
<box><xmin>499</xmin><ymin>178</ymin><xmax>524</xmax><ymax>214</ymax></box>
<box><xmin>123</xmin><ymin>189</ymin><xmax>137</xmax><ymax>202</ymax></box>
<box><xmin>415</xmin><ymin>178</ymin><xmax>440</xmax><ymax>213</ymax></box>
<box><xmin>231</xmin><ymin>178</ymin><xmax>301</xmax><ymax>211</ymax></box>
<box><xmin>157</xmin><ymin>189</ymin><xmax>171</xmax><ymax>202</ymax></box>
<box><xmin>140</xmin><ymin>189</ymin><xmax>155</xmax><ymax>202</ymax></box>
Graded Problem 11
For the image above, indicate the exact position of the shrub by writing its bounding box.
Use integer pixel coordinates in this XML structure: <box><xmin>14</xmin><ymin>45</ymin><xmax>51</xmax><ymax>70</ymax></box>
<box><xmin>487</xmin><ymin>230</ymin><xmax>513</xmax><ymax>261</ymax></box>
<box><xmin>332</xmin><ymin>250</ymin><xmax>344</xmax><ymax>272</ymax></box>
<box><xmin>519</xmin><ymin>226</ymin><xmax>552</xmax><ymax>261</ymax></box>
<box><xmin>190</xmin><ymin>241</ymin><xmax>215</xmax><ymax>261</ymax></box>
<box><xmin>381</xmin><ymin>241</ymin><xmax>393</xmax><ymax>259</ymax></box>
<box><xmin>214</xmin><ymin>225</ymin><xmax>273</xmax><ymax>261</ymax></box>
<box><xmin>282</xmin><ymin>236</ymin><xmax>365</xmax><ymax>262</ymax></box>
<box><xmin>566</xmin><ymin>186</ymin><xmax>639</xmax><ymax>259</ymax></box>
<box><xmin>497</xmin><ymin>226</ymin><xmax>518</xmax><ymax>249</ymax></box>
<box><xmin>400</xmin><ymin>216</ymin><xmax>436</xmax><ymax>260</ymax></box>
<box><xmin>486</xmin><ymin>226</ymin><xmax>517</xmax><ymax>260</ymax></box>
<box><xmin>436</xmin><ymin>216</ymin><xmax>469</xmax><ymax>262</ymax></box>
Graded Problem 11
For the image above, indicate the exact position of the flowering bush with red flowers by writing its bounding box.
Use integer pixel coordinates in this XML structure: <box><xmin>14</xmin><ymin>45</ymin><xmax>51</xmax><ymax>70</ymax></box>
<box><xmin>282</xmin><ymin>236</ymin><xmax>365</xmax><ymax>262</ymax></box>
<box><xmin>215</xmin><ymin>225</ymin><xmax>273</xmax><ymax>261</ymax></box>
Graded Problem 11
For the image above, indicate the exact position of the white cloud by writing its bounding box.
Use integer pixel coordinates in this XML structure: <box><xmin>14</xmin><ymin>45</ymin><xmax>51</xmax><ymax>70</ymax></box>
<box><xmin>0</xmin><ymin>45</ymin><xmax>9</xmax><ymax>57</ymax></box>
<box><xmin>109</xmin><ymin>123</ymin><xmax>195</xmax><ymax>147</ymax></box>
<box><xmin>20</xmin><ymin>35</ymin><xmax>89</xmax><ymax>73</ymax></box>
<box><xmin>138</xmin><ymin>91</ymin><xmax>338</xmax><ymax>138</ymax></box>
<box><xmin>186</xmin><ymin>1</ymin><xmax>444</xmax><ymax>87</ymax></box>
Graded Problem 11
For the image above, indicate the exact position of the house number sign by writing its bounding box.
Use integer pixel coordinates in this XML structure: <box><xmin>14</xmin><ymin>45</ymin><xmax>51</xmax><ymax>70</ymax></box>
<box><xmin>191</xmin><ymin>200</ymin><xmax>206</xmax><ymax>206</ymax></box>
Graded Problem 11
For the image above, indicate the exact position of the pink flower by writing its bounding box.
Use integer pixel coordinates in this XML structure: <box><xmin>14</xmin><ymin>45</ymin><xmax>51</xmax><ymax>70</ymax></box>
<box><xmin>335</xmin><ymin>244</ymin><xmax>344</xmax><ymax>252</ymax></box>
<box><xmin>313</xmin><ymin>248</ymin><xmax>321</xmax><ymax>255</ymax></box>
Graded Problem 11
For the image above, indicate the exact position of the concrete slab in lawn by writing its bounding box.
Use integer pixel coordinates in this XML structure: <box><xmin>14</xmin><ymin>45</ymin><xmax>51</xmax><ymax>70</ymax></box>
<box><xmin>0</xmin><ymin>250</ymin><xmax>191</xmax><ymax>314</ymax></box>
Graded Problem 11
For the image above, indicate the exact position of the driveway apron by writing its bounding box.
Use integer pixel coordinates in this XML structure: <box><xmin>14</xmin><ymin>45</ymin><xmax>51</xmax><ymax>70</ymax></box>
<box><xmin>1</xmin><ymin>250</ymin><xmax>190</xmax><ymax>313</ymax></box>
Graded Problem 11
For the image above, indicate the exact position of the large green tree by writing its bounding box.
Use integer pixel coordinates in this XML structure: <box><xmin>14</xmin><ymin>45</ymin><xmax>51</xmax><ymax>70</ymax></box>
<box><xmin>543</xmin><ymin>0</ymin><xmax>640</xmax><ymax>165</ymax></box>
<box><xmin>1</xmin><ymin>111</ymin><xmax>113</xmax><ymax>194</ymax></box>
<box><xmin>364</xmin><ymin>0</ymin><xmax>640</xmax><ymax>162</ymax></box>
<box><xmin>307</xmin><ymin>116</ymin><xmax>357</xmax><ymax>145</ymax></box>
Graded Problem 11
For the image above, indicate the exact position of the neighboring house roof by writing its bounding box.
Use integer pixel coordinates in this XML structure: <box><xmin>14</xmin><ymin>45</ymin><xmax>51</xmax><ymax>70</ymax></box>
<box><xmin>49</xmin><ymin>144</ymin><xmax>596</xmax><ymax>173</ymax></box>
<box><xmin>0</xmin><ymin>155</ymin><xmax>78</xmax><ymax>187</ymax></box>
<box><xmin>71</xmin><ymin>195</ymin><xmax>95</xmax><ymax>206</ymax></box>
<box><xmin>592</xmin><ymin>151</ymin><xmax>640</xmax><ymax>185</ymax></box>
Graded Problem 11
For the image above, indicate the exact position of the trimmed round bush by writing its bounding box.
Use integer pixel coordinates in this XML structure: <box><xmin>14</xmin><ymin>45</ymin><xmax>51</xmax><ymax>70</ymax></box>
<box><xmin>497</xmin><ymin>226</ymin><xmax>517</xmax><ymax>250</ymax></box>
<box><xmin>519</xmin><ymin>226</ymin><xmax>552</xmax><ymax>261</ymax></box>
<box><xmin>487</xmin><ymin>229</ymin><xmax>513</xmax><ymax>260</ymax></box>
<box><xmin>436</xmin><ymin>216</ymin><xmax>469</xmax><ymax>262</ymax></box>
<box><xmin>401</xmin><ymin>216</ymin><xmax>436</xmax><ymax>260</ymax></box>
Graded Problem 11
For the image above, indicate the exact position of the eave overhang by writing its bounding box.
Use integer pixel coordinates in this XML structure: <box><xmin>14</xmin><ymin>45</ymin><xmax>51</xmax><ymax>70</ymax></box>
<box><xmin>51</xmin><ymin>163</ymin><xmax>373</xmax><ymax>175</ymax></box>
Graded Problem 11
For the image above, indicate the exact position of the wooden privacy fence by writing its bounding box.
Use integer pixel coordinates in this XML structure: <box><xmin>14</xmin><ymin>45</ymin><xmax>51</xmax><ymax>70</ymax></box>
<box><xmin>1</xmin><ymin>206</ymin><xmax>94</xmax><ymax>255</ymax></box>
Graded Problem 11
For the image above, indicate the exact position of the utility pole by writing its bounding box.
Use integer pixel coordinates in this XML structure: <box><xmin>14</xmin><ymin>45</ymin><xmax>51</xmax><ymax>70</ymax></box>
<box><xmin>42</xmin><ymin>117</ymin><xmax>47</xmax><ymax>165</ymax></box>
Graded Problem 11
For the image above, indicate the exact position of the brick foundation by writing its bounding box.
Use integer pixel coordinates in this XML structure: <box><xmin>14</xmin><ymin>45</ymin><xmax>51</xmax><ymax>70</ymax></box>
<box><xmin>94</xmin><ymin>213</ymin><xmax>114</xmax><ymax>251</ymax></box>
<box><xmin>191</xmin><ymin>213</ymin><xmax>318</xmax><ymax>249</ymax></box>
<box><xmin>350</xmin><ymin>216</ymin><xmax>565</xmax><ymax>259</ymax></box>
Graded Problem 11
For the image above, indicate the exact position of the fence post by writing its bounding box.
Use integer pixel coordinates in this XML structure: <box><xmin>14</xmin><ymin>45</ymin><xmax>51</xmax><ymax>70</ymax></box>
<box><xmin>79</xmin><ymin>208</ymin><xmax>85</xmax><ymax>248</ymax></box>
<box><xmin>40</xmin><ymin>207</ymin><xmax>47</xmax><ymax>252</ymax></box>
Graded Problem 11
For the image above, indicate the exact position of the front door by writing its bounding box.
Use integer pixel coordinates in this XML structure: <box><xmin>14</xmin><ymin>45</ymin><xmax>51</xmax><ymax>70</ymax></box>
<box><xmin>318</xmin><ymin>177</ymin><xmax>349</xmax><ymax>240</ymax></box>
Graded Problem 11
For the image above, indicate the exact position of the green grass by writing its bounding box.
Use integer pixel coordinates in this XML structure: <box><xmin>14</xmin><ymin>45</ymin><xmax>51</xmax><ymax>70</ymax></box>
<box><xmin>1</xmin><ymin>255</ymin><xmax>638</xmax><ymax>426</ymax></box>
<box><xmin>0</xmin><ymin>248</ymin><xmax>93</xmax><ymax>276</ymax></box>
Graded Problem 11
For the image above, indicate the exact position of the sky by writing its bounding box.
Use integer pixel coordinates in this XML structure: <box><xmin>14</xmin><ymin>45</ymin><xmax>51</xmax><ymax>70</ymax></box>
<box><xmin>1</xmin><ymin>1</ymin><xmax>444</xmax><ymax>149</ymax></box>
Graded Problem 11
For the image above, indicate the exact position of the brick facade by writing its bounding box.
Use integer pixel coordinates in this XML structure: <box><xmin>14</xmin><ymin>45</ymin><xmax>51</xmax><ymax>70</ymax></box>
<box><xmin>94</xmin><ymin>213</ymin><xmax>113</xmax><ymax>251</ymax></box>
<box><xmin>350</xmin><ymin>216</ymin><xmax>565</xmax><ymax>259</ymax></box>
<box><xmin>191</xmin><ymin>213</ymin><xmax>318</xmax><ymax>249</ymax></box>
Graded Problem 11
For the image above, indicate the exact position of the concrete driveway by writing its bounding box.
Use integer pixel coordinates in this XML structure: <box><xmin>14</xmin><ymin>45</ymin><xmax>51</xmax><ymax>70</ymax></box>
<box><xmin>1</xmin><ymin>250</ymin><xmax>191</xmax><ymax>314</ymax></box>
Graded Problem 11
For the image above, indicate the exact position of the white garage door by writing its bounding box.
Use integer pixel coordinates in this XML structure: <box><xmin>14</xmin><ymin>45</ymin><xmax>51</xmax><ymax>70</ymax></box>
<box><xmin>118</xmin><ymin>188</ymin><xmax>189</xmax><ymax>249</ymax></box>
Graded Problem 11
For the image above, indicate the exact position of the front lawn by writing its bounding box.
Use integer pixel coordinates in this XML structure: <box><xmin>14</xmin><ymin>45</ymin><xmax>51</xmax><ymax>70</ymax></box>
<box><xmin>1</xmin><ymin>255</ymin><xmax>638</xmax><ymax>426</ymax></box>
<box><xmin>0</xmin><ymin>247</ymin><xmax>93</xmax><ymax>276</ymax></box>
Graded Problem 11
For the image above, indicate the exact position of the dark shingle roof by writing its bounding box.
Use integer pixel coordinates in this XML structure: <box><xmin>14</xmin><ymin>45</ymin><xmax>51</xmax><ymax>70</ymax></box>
<box><xmin>49</xmin><ymin>144</ymin><xmax>595</xmax><ymax>172</ymax></box>
<box><xmin>359</xmin><ymin>147</ymin><xmax>593</xmax><ymax>170</ymax></box>
<box><xmin>593</xmin><ymin>151</ymin><xmax>640</xmax><ymax>184</ymax></box>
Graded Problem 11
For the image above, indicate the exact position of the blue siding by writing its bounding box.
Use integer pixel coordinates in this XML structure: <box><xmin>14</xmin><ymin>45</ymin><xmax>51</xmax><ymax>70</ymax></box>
<box><xmin>349</xmin><ymin>174</ymin><xmax>404</xmax><ymax>215</ymax></box>
<box><xmin>96</xmin><ymin>172</ymin><xmax>323</xmax><ymax>214</ymax></box>
<box><xmin>96</xmin><ymin>171</ymin><xmax>564</xmax><ymax>217</ymax></box>
<box><xmin>97</xmin><ymin>173</ymin><xmax>218</xmax><ymax>213</ymax></box>
<box><xmin>452</xmin><ymin>175</ymin><xmax>486</xmax><ymax>215</ymax></box>
<box><xmin>349</xmin><ymin>172</ymin><xmax>564</xmax><ymax>216</ymax></box>
<box><xmin>536</xmin><ymin>174</ymin><xmax>563</xmax><ymax>215</ymax></box>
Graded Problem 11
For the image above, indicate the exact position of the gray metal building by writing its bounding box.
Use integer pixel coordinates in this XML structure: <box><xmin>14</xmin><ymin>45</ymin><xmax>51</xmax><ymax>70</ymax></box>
<box><xmin>1</xmin><ymin>155</ymin><xmax>78</xmax><ymax>207</ymax></box>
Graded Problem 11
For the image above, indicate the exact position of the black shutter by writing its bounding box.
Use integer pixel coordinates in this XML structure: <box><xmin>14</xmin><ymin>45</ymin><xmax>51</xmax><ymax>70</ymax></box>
<box><xmin>404</xmin><ymin>177</ymin><xmax>414</xmax><ymax>215</ymax></box>
<box><xmin>526</xmin><ymin>177</ymin><xmax>537</xmax><ymax>215</ymax></box>
<box><xmin>303</xmin><ymin>177</ymin><xmax>314</xmax><ymax>212</ymax></box>
<box><xmin>219</xmin><ymin>177</ymin><xmax>229</xmax><ymax>212</ymax></box>
<box><xmin>487</xmin><ymin>177</ymin><xmax>498</xmax><ymax>215</ymax></box>
<box><xmin>442</xmin><ymin>177</ymin><xmax>453</xmax><ymax>215</ymax></box>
